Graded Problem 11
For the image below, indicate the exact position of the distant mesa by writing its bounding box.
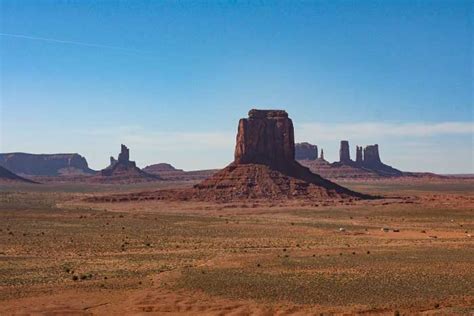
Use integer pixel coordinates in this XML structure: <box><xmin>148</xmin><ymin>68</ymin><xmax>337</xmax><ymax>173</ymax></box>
<box><xmin>297</xmin><ymin>140</ymin><xmax>403</xmax><ymax>178</ymax></box>
<box><xmin>96</xmin><ymin>144</ymin><xmax>160</xmax><ymax>183</ymax></box>
<box><xmin>143</xmin><ymin>163</ymin><xmax>184</xmax><ymax>174</ymax></box>
<box><xmin>0</xmin><ymin>165</ymin><xmax>37</xmax><ymax>183</ymax></box>
<box><xmin>334</xmin><ymin>141</ymin><xmax>403</xmax><ymax>177</ymax></box>
<box><xmin>142</xmin><ymin>163</ymin><xmax>216</xmax><ymax>181</ymax></box>
<box><xmin>0</xmin><ymin>153</ymin><xmax>95</xmax><ymax>176</ymax></box>
<box><xmin>295</xmin><ymin>142</ymin><xmax>318</xmax><ymax>160</ymax></box>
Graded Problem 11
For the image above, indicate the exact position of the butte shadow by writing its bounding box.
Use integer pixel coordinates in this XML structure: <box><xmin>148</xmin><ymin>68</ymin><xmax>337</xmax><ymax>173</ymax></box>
<box><xmin>89</xmin><ymin>109</ymin><xmax>374</xmax><ymax>202</ymax></box>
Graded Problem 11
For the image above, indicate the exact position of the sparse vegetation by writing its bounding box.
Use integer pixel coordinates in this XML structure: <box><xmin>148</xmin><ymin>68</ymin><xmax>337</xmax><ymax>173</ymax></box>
<box><xmin>0</xmin><ymin>180</ymin><xmax>473</xmax><ymax>314</ymax></box>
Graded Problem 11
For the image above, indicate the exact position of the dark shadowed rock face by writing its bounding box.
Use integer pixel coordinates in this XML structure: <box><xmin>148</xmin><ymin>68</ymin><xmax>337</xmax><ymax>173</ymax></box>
<box><xmin>295</xmin><ymin>142</ymin><xmax>318</xmax><ymax>160</ymax></box>
<box><xmin>361</xmin><ymin>144</ymin><xmax>403</xmax><ymax>176</ymax></box>
<box><xmin>0</xmin><ymin>153</ymin><xmax>95</xmax><ymax>176</ymax></box>
<box><xmin>363</xmin><ymin>145</ymin><xmax>381</xmax><ymax>165</ymax></box>
<box><xmin>118</xmin><ymin>144</ymin><xmax>130</xmax><ymax>163</ymax></box>
<box><xmin>101</xmin><ymin>145</ymin><xmax>137</xmax><ymax>176</ymax></box>
<box><xmin>339</xmin><ymin>140</ymin><xmax>351</xmax><ymax>163</ymax></box>
<box><xmin>356</xmin><ymin>146</ymin><xmax>363</xmax><ymax>164</ymax></box>
<box><xmin>0</xmin><ymin>165</ymin><xmax>36</xmax><ymax>183</ymax></box>
<box><xmin>234</xmin><ymin>109</ymin><xmax>295</xmax><ymax>172</ymax></box>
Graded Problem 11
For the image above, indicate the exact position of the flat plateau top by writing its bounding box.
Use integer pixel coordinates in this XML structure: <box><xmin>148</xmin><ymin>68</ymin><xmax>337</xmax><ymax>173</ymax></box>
<box><xmin>248</xmin><ymin>109</ymin><xmax>288</xmax><ymax>119</ymax></box>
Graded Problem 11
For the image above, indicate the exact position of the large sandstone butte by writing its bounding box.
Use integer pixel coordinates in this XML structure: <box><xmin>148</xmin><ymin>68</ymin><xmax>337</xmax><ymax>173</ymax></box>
<box><xmin>0</xmin><ymin>165</ymin><xmax>36</xmax><ymax>183</ymax></box>
<box><xmin>0</xmin><ymin>153</ymin><xmax>95</xmax><ymax>176</ymax></box>
<box><xmin>193</xmin><ymin>109</ymin><xmax>369</xmax><ymax>200</ymax></box>
<box><xmin>97</xmin><ymin>145</ymin><xmax>160</xmax><ymax>182</ymax></box>
<box><xmin>295</xmin><ymin>142</ymin><xmax>318</xmax><ymax>160</ymax></box>
<box><xmin>339</xmin><ymin>140</ymin><xmax>352</xmax><ymax>164</ymax></box>
<box><xmin>361</xmin><ymin>144</ymin><xmax>403</xmax><ymax>176</ymax></box>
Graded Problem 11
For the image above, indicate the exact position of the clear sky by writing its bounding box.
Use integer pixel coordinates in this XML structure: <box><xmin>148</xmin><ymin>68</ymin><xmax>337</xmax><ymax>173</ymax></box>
<box><xmin>1</xmin><ymin>0</ymin><xmax>472</xmax><ymax>173</ymax></box>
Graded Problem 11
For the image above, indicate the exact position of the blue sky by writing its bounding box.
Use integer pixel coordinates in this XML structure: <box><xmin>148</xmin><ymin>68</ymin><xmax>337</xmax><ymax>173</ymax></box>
<box><xmin>1</xmin><ymin>0</ymin><xmax>472</xmax><ymax>173</ymax></box>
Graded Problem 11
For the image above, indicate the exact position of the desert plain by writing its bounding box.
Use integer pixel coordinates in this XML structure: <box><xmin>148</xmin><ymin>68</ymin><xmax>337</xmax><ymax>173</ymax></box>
<box><xmin>0</xmin><ymin>178</ymin><xmax>473</xmax><ymax>315</ymax></box>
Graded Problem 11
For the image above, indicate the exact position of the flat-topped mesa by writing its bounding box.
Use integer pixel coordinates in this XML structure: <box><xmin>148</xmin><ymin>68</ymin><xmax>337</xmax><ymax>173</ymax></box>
<box><xmin>0</xmin><ymin>153</ymin><xmax>94</xmax><ymax>176</ymax></box>
<box><xmin>234</xmin><ymin>109</ymin><xmax>295</xmax><ymax>171</ymax></box>
<box><xmin>363</xmin><ymin>144</ymin><xmax>381</xmax><ymax>165</ymax></box>
<box><xmin>295</xmin><ymin>142</ymin><xmax>318</xmax><ymax>161</ymax></box>
<box><xmin>356</xmin><ymin>146</ymin><xmax>363</xmax><ymax>164</ymax></box>
<box><xmin>339</xmin><ymin>140</ymin><xmax>352</xmax><ymax>163</ymax></box>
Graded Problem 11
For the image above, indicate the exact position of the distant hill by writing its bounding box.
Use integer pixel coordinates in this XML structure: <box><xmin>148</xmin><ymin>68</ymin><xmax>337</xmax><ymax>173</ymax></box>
<box><xmin>0</xmin><ymin>153</ymin><xmax>95</xmax><ymax>176</ymax></box>
<box><xmin>143</xmin><ymin>163</ymin><xmax>217</xmax><ymax>181</ymax></box>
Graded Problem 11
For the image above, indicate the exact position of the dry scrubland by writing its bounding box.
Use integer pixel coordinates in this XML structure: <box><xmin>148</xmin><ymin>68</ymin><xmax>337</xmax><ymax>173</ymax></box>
<box><xmin>0</xmin><ymin>179</ymin><xmax>473</xmax><ymax>315</ymax></box>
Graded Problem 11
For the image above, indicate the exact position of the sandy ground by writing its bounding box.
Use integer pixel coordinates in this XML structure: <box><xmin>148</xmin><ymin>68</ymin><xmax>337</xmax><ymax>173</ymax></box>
<box><xmin>0</xmin><ymin>179</ymin><xmax>473</xmax><ymax>315</ymax></box>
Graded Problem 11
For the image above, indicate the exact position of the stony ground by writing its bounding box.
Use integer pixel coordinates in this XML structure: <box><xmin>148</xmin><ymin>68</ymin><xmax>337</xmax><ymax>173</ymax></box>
<box><xmin>0</xmin><ymin>179</ymin><xmax>473</xmax><ymax>315</ymax></box>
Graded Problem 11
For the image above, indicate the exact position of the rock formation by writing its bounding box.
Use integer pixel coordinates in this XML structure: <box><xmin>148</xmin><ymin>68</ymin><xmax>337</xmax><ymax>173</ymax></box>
<box><xmin>0</xmin><ymin>153</ymin><xmax>95</xmax><ymax>176</ymax></box>
<box><xmin>234</xmin><ymin>109</ymin><xmax>295</xmax><ymax>171</ymax></box>
<box><xmin>356</xmin><ymin>146</ymin><xmax>363</xmax><ymax>164</ymax></box>
<box><xmin>193</xmin><ymin>109</ymin><xmax>369</xmax><ymax>200</ymax></box>
<box><xmin>360</xmin><ymin>144</ymin><xmax>403</xmax><ymax>176</ymax></box>
<box><xmin>89</xmin><ymin>110</ymin><xmax>372</xmax><ymax>203</ymax></box>
<box><xmin>300</xmin><ymin>141</ymin><xmax>403</xmax><ymax>179</ymax></box>
<box><xmin>295</xmin><ymin>142</ymin><xmax>318</xmax><ymax>160</ymax></box>
<box><xmin>363</xmin><ymin>145</ymin><xmax>381</xmax><ymax>165</ymax></box>
<box><xmin>339</xmin><ymin>140</ymin><xmax>352</xmax><ymax>163</ymax></box>
<box><xmin>0</xmin><ymin>165</ymin><xmax>36</xmax><ymax>183</ymax></box>
<box><xmin>143</xmin><ymin>163</ymin><xmax>183</xmax><ymax>173</ymax></box>
<box><xmin>320</xmin><ymin>149</ymin><xmax>325</xmax><ymax>161</ymax></box>
<box><xmin>97</xmin><ymin>145</ymin><xmax>160</xmax><ymax>182</ymax></box>
<box><xmin>142</xmin><ymin>163</ymin><xmax>217</xmax><ymax>181</ymax></box>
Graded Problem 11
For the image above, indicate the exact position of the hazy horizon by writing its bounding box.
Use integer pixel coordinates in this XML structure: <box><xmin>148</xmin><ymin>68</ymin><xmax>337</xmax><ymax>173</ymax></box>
<box><xmin>1</xmin><ymin>1</ymin><xmax>472</xmax><ymax>173</ymax></box>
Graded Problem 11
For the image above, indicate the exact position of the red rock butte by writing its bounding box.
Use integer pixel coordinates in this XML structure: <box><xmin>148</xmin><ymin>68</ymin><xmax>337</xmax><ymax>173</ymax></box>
<box><xmin>193</xmin><ymin>109</ymin><xmax>370</xmax><ymax>200</ymax></box>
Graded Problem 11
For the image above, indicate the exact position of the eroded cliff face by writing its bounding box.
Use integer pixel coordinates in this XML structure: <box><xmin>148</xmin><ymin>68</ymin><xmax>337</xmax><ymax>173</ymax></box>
<box><xmin>234</xmin><ymin>109</ymin><xmax>295</xmax><ymax>172</ymax></box>
<box><xmin>0</xmin><ymin>153</ymin><xmax>94</xmax><ymax>176</ymax></box>
<box><xmin>295</xmin><ymin>142</ymin><xmax>318</xmax><ymax>161</ymax></box>
<box><xmin>356</xmin><ymin>146</ymin><xmax>363</xmax><ymax>164</ymax></box>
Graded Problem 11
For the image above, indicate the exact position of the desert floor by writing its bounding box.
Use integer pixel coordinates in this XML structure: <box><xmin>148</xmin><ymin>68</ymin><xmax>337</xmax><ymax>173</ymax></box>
<box><xmin>0</xmin><ymin>179</ymin><xmax>473</xmax><ymax>315</ymax></box>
